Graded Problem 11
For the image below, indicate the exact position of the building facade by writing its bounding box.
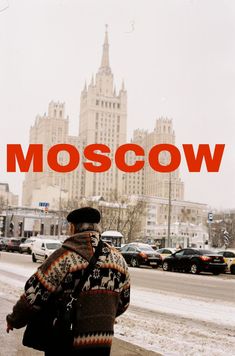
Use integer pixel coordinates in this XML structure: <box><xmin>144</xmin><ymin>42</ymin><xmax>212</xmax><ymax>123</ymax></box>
<box><xmin>125</xmin><ymin>118</ymin><xmax>184</xmax><ymax>200</ymax></box>
<box><xmin>138</xmin><ymin>195</ymin><xmax>208</xmax><ymax>248</ymax></box>
<box><xmin>0</xmin><ymin>183</ymin><xmax>18</xmax><ymax>207</ymax></box>
<box><xmin>22</xmin><ymin>101</ymin><xmax>80</xmax><ymax>209</ymax></box>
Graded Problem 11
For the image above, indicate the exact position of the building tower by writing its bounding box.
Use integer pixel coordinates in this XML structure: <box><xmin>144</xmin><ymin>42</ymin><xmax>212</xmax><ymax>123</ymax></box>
<box><xmin>144</xmin><ymin>118</ymin><xmax>184</xmax><ymax>199</ymax></box>
<box><xmin>22</xmin><ymin>101</ymin><xmax>80</xmax><ymax>208</ymax></box>
<box><xmin>125</xmin><ymin>118</ymin><xmax>184</xmax><ymax>200</ymax></box>
<box><xmin>79</xmin><ymin>26</ymin><xmax>127</xmax><ymax>198</ymax></box>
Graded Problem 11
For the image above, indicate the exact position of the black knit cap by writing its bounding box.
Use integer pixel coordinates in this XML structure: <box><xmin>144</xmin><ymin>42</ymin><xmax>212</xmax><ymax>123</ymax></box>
<box><xmin>67</xmin><ymin>207</ymin><xmax>101</xmax><ymax>224</ymax></box>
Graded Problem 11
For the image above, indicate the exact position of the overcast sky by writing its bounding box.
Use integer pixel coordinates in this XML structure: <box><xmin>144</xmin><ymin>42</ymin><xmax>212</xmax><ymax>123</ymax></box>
<box><xmin>0</xmin><ymin>0</ymin><xmax>234</xmax><ymax>209</ymax></box>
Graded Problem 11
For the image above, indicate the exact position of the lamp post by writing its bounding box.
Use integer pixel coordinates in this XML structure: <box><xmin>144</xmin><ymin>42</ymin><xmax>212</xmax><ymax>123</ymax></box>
<box><xmin>58</xmin><ymin>188</ymin><xmax>62</xmax><ymax>239</ymax></box>
<box><xmin>167</xmin><ymin>173</ymin><xmax>172</xmax><ymax>247</ymax></box>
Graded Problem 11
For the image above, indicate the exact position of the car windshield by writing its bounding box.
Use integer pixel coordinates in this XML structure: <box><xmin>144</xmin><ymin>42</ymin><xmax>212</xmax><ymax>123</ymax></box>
<box><xmin>138</xmin><ymin>245</ymin><xmax>155</xmax><ymax>252</ymax></box>
<box><xmin>45</xmin><ymin>243</ymin><xmax>61</xmax><ymax>250</ymax></box>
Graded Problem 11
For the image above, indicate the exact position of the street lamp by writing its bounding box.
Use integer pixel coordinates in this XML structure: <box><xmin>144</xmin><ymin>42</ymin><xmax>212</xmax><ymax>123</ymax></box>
<box><xmin>167</xmin><ymin>173</ymin><xmax>172</xmax><ymax>247</ymax></box>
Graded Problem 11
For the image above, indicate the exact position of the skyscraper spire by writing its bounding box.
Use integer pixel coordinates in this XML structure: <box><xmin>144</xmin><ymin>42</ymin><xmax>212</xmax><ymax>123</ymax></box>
<box><xmin>99</xmin><ymin>24</ymin><xmax>111</xmax><ymax>73</ymax></box>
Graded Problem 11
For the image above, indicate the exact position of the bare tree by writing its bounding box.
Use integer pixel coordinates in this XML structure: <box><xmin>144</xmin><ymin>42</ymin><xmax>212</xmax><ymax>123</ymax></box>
<box><xmin>59</xmin><ymin>192</ymin><xmax>147</xmax><ymax>243</ymax></box>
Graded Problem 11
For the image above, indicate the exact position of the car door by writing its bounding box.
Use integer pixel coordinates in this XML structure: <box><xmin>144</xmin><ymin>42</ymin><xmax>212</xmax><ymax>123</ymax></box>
<box><xmin>181</xmin><ymin>249</ymin><xmax>196</xmax><ymax>270</ymax></box>
<box><xmin>171</xmin><ymin>250</ymin><xmax>185</xmax><ymax>269</ymax></box>
<box><xmin>37</xmin><ymin>242</ymin><xmax>45</xmax><ymax>259</ymax></box>
<box><xmin>125</xmin><ymin>246</ymin><xmax>138</xmax><ymax>264</ymax></box>
<box><xmin>120</xmin><ymin>245</ymin><xmax>132</xmax><ymax>263</ymax></box>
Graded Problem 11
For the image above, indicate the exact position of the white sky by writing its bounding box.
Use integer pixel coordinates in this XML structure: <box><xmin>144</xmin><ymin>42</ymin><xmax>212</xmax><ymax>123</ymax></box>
<box><xmin>0</xmin><ymin>0</ymin><xmax>234</xmax><ymax>209</ymax></box>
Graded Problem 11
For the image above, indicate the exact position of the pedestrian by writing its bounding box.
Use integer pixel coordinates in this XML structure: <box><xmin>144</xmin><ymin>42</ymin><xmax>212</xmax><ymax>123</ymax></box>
<box><xmin>6</xmin><ymin>207</ymin><xmax>130</xmax><ymax>355</ymax></box>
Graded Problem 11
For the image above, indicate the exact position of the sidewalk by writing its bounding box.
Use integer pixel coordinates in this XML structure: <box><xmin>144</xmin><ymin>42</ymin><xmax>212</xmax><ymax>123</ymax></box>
<box><xmin>0</xmin><ymin>297</ymin><xmax>160</xmax><ymax>356</ymax></box>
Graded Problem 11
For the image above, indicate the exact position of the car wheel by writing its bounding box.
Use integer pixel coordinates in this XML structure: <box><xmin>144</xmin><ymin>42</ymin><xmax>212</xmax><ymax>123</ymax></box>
<box><xmin>130</xmin><ymin>257</ymin><xmax>139</xmax><ymax>267</ymax></box>
<box><xmin>190</xmin><ymin>263</ymin><xmax>200</xmax><ymax>274</ymax></box>
<box><xmin>213</xmin><ymin>271</ymin><xmax>220</xmax><ymax>275</ymax></box>
<box><xmin>162</xmin><ymin>261</ymin><xmax>171</xmax><ymax>271</ymax></box>
<box><xmin>27</xmin><ymin>247</ymin><xmax>31</xmax><ymax>254</ymax></box>
<box><xmin>230</xmin><ymin>265</ymin><xmax>235</xmax><ymax>275</ymax></box>
<box><xmin>19</xmin><ymin>248</ymin><xmax>23</xmax><ymax>254</ymax></box>
<box><xmin>32</xmin><ymin>254</ymin><xmax>37</xmax><ymax>263</ymax></box>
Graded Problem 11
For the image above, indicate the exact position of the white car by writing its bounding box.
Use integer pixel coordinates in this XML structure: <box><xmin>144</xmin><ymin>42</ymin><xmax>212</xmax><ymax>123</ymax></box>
<box><xmin>156</xmin><ymin>248</ymin><xmax>177</xmax><ymax>261</ymax></box>
<box><xmin>31</xmin><ymin>239</ymin><xmax>62</xmax><ymax>262</ymax></box>
<box><xmin>19</xmin><ymin>238</ymin><xmax>38</xmax><ymax>254</ymax></box>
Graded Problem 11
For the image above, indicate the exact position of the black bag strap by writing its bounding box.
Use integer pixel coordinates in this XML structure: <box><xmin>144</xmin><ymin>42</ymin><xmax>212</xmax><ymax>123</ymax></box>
<box><xmin>66</xmin><ymin>239</ymin><xmax>104</xmax><ymax>309</ymax></box>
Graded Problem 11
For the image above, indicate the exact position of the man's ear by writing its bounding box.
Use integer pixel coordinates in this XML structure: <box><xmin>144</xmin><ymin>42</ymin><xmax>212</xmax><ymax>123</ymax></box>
<box><xmin>69</xmin><ymin>223</ymin><xmax>75</xmax><ymax>235</ymax></box>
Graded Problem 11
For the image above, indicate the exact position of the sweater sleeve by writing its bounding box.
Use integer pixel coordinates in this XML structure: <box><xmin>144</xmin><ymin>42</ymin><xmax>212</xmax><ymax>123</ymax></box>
<box><xmin>116</xmin><ymin>269</ymin><xmax>130</xmax><ymax>317</ymax></box>
<box><xmin>6</xmin><ymin>248</ymin><xmax>70</xmax><ymax>329</ymax></box>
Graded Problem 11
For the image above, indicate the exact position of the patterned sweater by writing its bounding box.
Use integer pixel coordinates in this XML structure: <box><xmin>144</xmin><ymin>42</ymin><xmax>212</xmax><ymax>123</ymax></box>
<box><xmin>6</xmin><ymin>231</ymin><xmax>130</xmax><ymax>351</ymax></box>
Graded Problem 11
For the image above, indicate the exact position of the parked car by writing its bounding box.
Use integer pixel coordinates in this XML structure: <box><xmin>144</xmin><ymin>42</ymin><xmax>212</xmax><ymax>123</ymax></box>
<box><xmin>162</xmin><ymin>248</ymin><xmax>227</xmax><ymax>275</ymax></box>
<box><xmin>19</xmin><ymin>238</ymin><xmax>38</xmax><ymax>254</ymax></box>
<box><xmin>156</xmin><ymin>248</ymin><xmax>177</xmax><ymax>261</ymax></box>
<box><xmin>120</xmin><ymin>243</ymin><xmax>162</xmax><ymax>268</ymax></box>
<box><xmin>217</xmin><ymin>250</ymin><xmax>235</xmax><ymax>274</ymax></box>
<box><xmin>32</xmin><ymin>239</ymin><xmax>62</xmax><ymax>262</ymax></box>
<box><xmin>0</xmin><ymin>237</ymin><xmax>8</xmax><ymax>251</ymax></box>
<box><xmin>5</xmin><ymin>238</ymin><xmax>22</xmax><ymax>253</ymax></box>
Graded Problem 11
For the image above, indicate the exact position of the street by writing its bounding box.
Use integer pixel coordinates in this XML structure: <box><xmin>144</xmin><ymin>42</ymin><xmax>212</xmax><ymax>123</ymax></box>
<box><xmin>0</xmin><ymin>251</ymin><xmax>234</xmax><ymax>302</ymax></box>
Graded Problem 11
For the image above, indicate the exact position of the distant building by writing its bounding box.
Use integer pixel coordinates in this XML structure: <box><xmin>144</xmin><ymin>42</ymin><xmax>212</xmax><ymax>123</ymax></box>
<box><xmin>0</xmin><ymin>183</ymin><xmax>18</xmax><ymax>207</ymax></box>
<box><xmin>22</xmin><ymin>101</ymin><xmax>80</xmax><ymax>209</ymax></box>
<box><xmin>125</xmin><ymin>118</ymin><xmax>184</xmax><ymax>200</ymax></box>
<box><xmin>139</xmin><ymin>195</ymin><xmax>208</xmax><ymax>248</ymax></box>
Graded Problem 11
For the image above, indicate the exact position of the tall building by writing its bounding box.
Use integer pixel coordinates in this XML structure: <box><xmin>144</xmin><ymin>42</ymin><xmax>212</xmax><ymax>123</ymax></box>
<box><xmin>125</xmin><ymin>118</ymin><xmax>184</xmax><ymax>200</ymax></box>
<box><xmin>22</xmin><ymin>101</ymin><xmax>80</xmax><ymax>209</ymax></box>
<box><xmin>22</xmin><ymin>29</ymin><xmax>185</xmax><ymax>210</ymax></box>
<box><xmin>0</xmin><ymin>183</ymin><xmax>18</xmax><ymax>207</ymax></box>
<box><xmin>79</xmin><ymin>27</ymin><xmax>127</xmax><ymax>198</ymax></box>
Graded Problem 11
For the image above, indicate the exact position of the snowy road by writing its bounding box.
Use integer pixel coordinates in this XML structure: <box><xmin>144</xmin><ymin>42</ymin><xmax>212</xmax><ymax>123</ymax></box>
<box><xmin>0</xmin><ymin>252</ymin><xmax>235</xmax><ymax>355</ymax></box>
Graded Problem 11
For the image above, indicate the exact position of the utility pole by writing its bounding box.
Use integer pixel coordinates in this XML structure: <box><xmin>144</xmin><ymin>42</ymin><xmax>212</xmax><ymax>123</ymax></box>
<box><xmin>4</xmin><ymin>200</ymin><xmax>9</xmax><ymax>237</ymax></box>
<box><xmin>58</xmin><ymin>189</ymin><xmax>62</xmax><ymax>239</ymax></box>
<box><xmin>167</xmin><ymin>173</ymin><xmax>172</xmax><ymax>247</ymax></box>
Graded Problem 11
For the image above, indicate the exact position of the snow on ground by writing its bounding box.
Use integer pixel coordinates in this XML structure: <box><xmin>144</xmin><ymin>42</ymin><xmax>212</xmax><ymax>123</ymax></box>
<box><xmin>115</xmin><ymin>308</ymin><xmax>235</xmax><ymax>356</ymax></box>
<box><xmin>131</xmin><ymin>287</ymin><xmax>235</xmax><ymax>326</ymax></box>
<box><xmin>0</xmin><ymin>260</ymin><xmax>235</xmax><ymax>355</ymax></box>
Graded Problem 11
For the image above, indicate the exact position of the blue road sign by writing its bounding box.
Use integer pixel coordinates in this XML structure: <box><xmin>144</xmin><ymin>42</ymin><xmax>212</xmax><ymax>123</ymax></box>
<box><xmin>39</xmin><ymin>202</ymin><xmax>49</xmax><ymax>207</ymax></box>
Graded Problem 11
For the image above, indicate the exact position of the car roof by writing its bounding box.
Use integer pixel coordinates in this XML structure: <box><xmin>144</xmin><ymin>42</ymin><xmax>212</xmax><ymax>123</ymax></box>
<box><xmin>35</xmin><ymin>239</ymin><xmax>61</xmax><ymax>243</ymax></box>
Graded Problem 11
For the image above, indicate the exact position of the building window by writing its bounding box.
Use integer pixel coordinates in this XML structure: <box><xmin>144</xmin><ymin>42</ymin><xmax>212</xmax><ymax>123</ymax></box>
<box><xmin>96</xmin><ymin>100</ymin><xmax>99</xmax><ymax>105</ymax></box>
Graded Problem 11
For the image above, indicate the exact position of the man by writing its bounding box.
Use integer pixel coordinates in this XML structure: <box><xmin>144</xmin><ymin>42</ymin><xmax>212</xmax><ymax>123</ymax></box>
<box><xmin>6</xmin><ymin>207</ymin><xmax>130</xmax><ymax>355</ymax></box>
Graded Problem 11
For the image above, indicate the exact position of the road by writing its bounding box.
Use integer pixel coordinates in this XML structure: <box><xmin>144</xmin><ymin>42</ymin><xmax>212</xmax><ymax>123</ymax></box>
<box><xmin>0</xmin><ymin>251</ymin><xmax>234</xmax><ymax>302</ymax></box>
<box><xmin>129</xmin><ymin>265</ymin><xmax>235</xmax><ymax>302</ymax></box>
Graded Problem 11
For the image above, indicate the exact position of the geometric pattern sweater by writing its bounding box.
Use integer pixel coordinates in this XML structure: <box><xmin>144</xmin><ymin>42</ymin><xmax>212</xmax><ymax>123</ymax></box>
<box><xmin>6</xmin><ymin>231</ymin><xmax>130</xmax><ymax>351</ymax></box>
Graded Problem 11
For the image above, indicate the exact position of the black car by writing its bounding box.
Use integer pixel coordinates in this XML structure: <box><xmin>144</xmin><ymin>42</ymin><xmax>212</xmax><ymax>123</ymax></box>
<box><xmin>120</xmin><ymin>243</ymin><xmax>161</xmax><ymax>268</ymax></box>
<box><xmin>5</xmin><ymin>238</ymin><xmax>22</xmax><ymax>252</ymax></box>
<box><xmin>0</xmin><ymin>238</ymin><xmax>8</xmax><ymax>251</ymax></box>
<box><xmin>162</xmin><ymin>248</ymin><xmax>227</xmax><ymax>275</ymax></box>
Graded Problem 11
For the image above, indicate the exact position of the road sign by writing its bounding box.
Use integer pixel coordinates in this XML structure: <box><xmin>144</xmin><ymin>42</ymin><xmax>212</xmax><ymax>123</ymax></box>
<box><xmin>39</xmin><ymin>202</ymin><xmax>49</xmax><ymax>207</ymax></box>
<box><xmin>208</xmin><ymin>212</ymin><xmax>213</xmax><ymax>222</ymax></box>
<box><xmin>224</xmin><ymin>230</ymin><xmax>230</xmax><ymax>246</ymax></box>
